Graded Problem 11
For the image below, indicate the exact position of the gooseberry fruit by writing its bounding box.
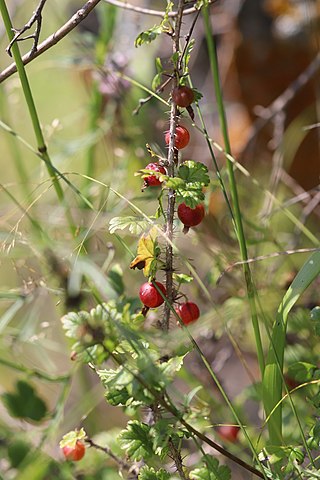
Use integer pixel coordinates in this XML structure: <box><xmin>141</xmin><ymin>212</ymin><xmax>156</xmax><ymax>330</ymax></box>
<box><xmin>143</xmin><ymin>162</ymin><xmax>166</xmax><ymax>187</ymax></box>
<box><xmin>62</xmin><ymin>440</ymin><xmax>86</xmax><ymax>461</ymax></box>
<box><xmin>165</xmin><ymin>125</ymin><xmax>190</xmax><ymax>150</ymax></box>
<box><xmin>217</xmin><ymin>425</ymin><xmax>240</xmax><ymax>443</ymax></box>
<box><xmin>172</xmin><ymin>85</ymin><xmax>195</xmax><ymax>108</ymax></box>
<box><xmin>177</xmin><ymin>203</ymin><xmax>205</xmax><ymax>232</ymax></box>
<box><xmin>176</xmin><ymin>301</ymin><xmax>200</xmax><ymax>325</ymax></box>
<box><xmin>139</xmin><ymin>282</ymin><xmax>166</xmax><ymax>308</ymax></box>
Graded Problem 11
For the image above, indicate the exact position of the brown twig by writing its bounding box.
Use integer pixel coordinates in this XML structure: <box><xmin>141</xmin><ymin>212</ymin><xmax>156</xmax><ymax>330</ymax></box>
<box><xmin>6</xmin><ymin>0</ymin><xmax>47</xmax><ymax>57</ymax></box>
<box><xmin>133</xmin><ymin>77</ymin><xmax>172</xmax><ymax>115</ymax></box>
<box><xmin>168</xmin><ymin>439</ymin><xmax>189</xmax><ymax>480</ymax></box>
<box><xmin>0</xmin><ymin>0</ymin><xmax>102</xmax><ymax>83</ymax></box>
<box><xmin>86</xmin><ymin>437</ymin><xmax>139</xmax><ymax>478</ymax></box>
<box><xmin>217</xmin><ymin>247</ymin><xmax>320</xmax><ymax>284</ymax></box>
<box><xmin>240</xmin><ymin>53</ymin><xmax>320</xmax><ymax>158</ymax></box>
<box><xmin>102</xmin><ymin>0</ymin><xmax>208</xmax><ymax>18</ymax></box>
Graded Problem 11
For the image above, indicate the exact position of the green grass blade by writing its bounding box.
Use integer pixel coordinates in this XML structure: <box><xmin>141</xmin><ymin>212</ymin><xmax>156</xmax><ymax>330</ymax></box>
<box><xmin>263</xmin><ymin>251</ymin><xmax>320</xmax><ymax>444</ymax></box>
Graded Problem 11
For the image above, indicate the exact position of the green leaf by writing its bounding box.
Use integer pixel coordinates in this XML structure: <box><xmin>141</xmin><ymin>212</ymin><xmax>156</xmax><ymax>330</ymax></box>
<box><xmin>135</xmin><ymin>25</ymin><xmax>162</xmax><ymax>47</ymax></box>
<box><xmin>310</xmin><ymin>306</ymin><xmax>320</xmax><ymax>335</ymax></box>
<box><xmin>192</xmin><ymin>88</ymin><xmax>203</xmax><ymax>103</ymax></box>
<box><xmin>150</xmin><ymin>418</ymin><xmax>184</xmax><ymax>459</ymax></box>
<box><xmin>171</xmin><ymin>51</ymin><xmax>179</xmax><ymax>67</ymax></box>
<box><xmin>109</xmin><ymin>216</ymin><xmax>152</xmax><ymax>235</ymax></box>
<box><xmin>173</xmin><ymin>273</ymin><xmax>194</xmax><ymax>284</ymax></box>
<box><xmin>139</xmin><ymin>466</ymin><xmax>170</xmax><ymax>480</ymax></box>
<box><xmin>118</xmin><ymin>421</ymin><xmax>154</xmax><ymax>460</ymax></box>
<box><xmin>2</xmin><ymin>380</ymin><xmax>47</xmax><ymax>422</ymax></box>
<box><xmin>98</xmin><ymin>367</ymin><xmax>133</xmax><ymax>406</ymax></box>
<box><xmin>8</xmin><ymin>440</ymin><xmax>30</xmax><ymax>468</ymax></box>
<box><xmin>287</xmin><ymin>362</ymin><xmax>316</xmax><ymax>383</ymax></box>
<box><xmin>152</xmin><ymin>73</ymin><xmax>163</xmax><ymax>92</ymax></box>
<box><xmin>176</xmin><ymin>189</ymin><xmax>205</xmax><ymax>208</ymax></box>
<box><xmin>108</xmin><ymin>264</ymin><xmax>125</xmax><ymax>295</ymax></box>
<box><xmin>183</xmin><ymin>39</ymin><xmax>195</xmax><ymax>71</ymax></box>
<box><xmin>190</xmin><ymin>455</ymin><xmax>231</xmax><ymax>480</ymax></box>
<box><xmin>165</xmin><ymin>177</ymin><xmax>186</xmax><ymax>189</ymax></box>
<box><xmin>152</xmin><ymin>57</ymin><xmax>164</xmax><ymax>91</ymax></box>
<box><xmin>168</xmin><ymin>161</ymin><xmax>210</xmax><ymax>208</ymax></box>
<box><xmin>178</xmin><ymin>161</ymin><xmax>209</xmax><ymax>185</ymax></box>
<box><xmin>263</xmin><ymin>251</ymin><xmax>320</xmax><ymax>444</ymax></box>
<box><xmin>59</xmin><ymin>428</ymin><xmax>86</xmax><ymax>448</ymax></box>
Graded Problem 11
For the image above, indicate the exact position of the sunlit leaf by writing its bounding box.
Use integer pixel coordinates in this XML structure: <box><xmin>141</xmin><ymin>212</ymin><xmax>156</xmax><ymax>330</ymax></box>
<box><xmin>138</xmin><ymin>466</ymin><xmax>170</xmax><ymax>480</ymax></box>
<box><xmin>109</xmin><ymin>216</ymin><xmax>152</xmax><ymax>235</ymax></box>
<box><xmin>130</xmin><ymin>227</ymin><xmax>158</xmax><ymax>276</ymax></box>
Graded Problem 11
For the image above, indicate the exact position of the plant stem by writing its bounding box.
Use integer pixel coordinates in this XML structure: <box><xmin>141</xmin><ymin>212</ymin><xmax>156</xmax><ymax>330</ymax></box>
<box><xmin>163</xmin><ymin>0</ymin><xmax>185</xmax><ymax>332</ymax></box>
<box><xmin>0</xmin><ymin>0</ymin><xmax>75</xmax><ymax>231</ymax></box>
<box><xmin>0</xmin><ymin>356</ymin><xmax>69</xmax><ymax>383</ymax></box>
<box><xmin>202</xmin><ymin>6</ymin><xmax>265</xmax><ymax>376</ymax></box>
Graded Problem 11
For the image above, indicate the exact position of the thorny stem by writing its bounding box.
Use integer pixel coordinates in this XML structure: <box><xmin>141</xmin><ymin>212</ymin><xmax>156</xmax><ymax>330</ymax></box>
<box><xmin>168</xmin><ymin>438</ymin><xmax>189</xmax><ymax>480</ymax></box>
<box><xmin>163</xmin><ymin>0</ymin><xmax>185</xmax><ymax>332</ymax></box>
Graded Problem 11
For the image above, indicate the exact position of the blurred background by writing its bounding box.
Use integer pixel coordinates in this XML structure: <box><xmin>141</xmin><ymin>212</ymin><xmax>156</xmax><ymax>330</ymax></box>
<box><xmin>0</xmin><ymin>0</ymin><xmax>319</xmax><ymax>478</ymax></box>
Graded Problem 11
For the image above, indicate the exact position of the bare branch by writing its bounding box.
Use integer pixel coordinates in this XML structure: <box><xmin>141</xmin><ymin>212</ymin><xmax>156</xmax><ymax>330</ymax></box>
<box><xmin>103</xmin><ymin>0</ymin><xmax>207</xmax><ymax>18</ymax></box>
<box><xmin>240</xmin><ymin>53</ymin><xmax>320</xmax><ymax>157</ymax></box>
<box><xmin>6</xmin><ymin>0</ymin><xmax>47</xmax><ymax>57</ymax></box>
<box><xmin>0</xmin><ymin>0</ymin><xmax>102</xmax><ymax>83</ymax></box>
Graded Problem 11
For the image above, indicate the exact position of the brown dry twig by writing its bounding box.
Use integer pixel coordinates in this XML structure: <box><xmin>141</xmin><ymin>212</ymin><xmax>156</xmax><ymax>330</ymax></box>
<box><xmin>240</xmin><ymin>53</ymin><xmax>320</xmax><ymax>157</ymax></box>
<box><xmin>86</xmin><ymin>437</ymin><xmax>139</xmax><ymax>479</ymax></box>
<box><xmin>6</xmin><ymin>0</ymin><xmax>47</xmax><ymax>57</ymax></box>
<box><xmin>0</xmin><ymin>0</ymin><xmax>102</xmax><ymax>83</ymax></box>
<box><xmin>103</xmin><ymin>0</ymin><xmax>209</xmax><ymax>18</ymax></box>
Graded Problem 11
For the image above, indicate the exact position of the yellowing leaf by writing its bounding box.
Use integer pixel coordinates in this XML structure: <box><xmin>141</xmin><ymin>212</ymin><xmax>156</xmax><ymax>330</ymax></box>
<box><xmin>130</xmin><ymin>227</ymin><xmax>158</xmax><ymax>277</ymax></box>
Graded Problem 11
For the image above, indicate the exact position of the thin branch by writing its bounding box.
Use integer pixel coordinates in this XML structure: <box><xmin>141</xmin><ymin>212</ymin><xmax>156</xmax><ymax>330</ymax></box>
<box><xmin>103</xmin><ymin>0</ymin><xmax>207</xmax><ymax>18</ymax></box>
<box><xmin>0</xmin><ymin>0</ymin><xmax>102</xmax><ymax>84</ymax></box>
<box><xmin>6</xmin><ymin>0</ymin><xmax>47</xmax><ymax>57</ymax></box>
<box><xmin>168</xmin><ymin>439</ymin><xmax>189</xmax><ymax>480</ymax></box>
<box><xmin>217</xmin><ymin>247</ymin><xmax>320</xmax><ymax>284</ymax></box>
<box><xmin>86</xmin><ymin>437</ymin><xmax>139</xmax><ymax>478</ymax></box>
<box><xmin>240</xmin><ymin>53</ymin><xmax>320</xmax><ymax>157</ymax></box>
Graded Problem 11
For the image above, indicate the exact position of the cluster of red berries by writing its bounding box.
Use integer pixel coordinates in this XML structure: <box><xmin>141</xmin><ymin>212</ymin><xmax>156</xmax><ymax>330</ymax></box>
<box><xmin>139</xmin><ymin>282</ymin><xmax>200</xmax><ymax>326</ymax></box>
<box><xmin>138</xmin><ymin>85</ymin><xmax>204</xmax><ymax>323</ymax></box>
<box><xmin>142</xmin><ymin>85</ymin><xmax>205</xmax><ymax>233</ymax></box>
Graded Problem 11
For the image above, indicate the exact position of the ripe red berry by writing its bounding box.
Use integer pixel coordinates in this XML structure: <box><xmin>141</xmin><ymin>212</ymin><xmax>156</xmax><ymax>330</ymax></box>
<box><xmin>172</xmin><ymin>86</ymin><xmax>195</xmax><ymax>108</ymax></box>
<box><xmin>165</xmin><ymin>125</ymin><xmax>190</xmax><ymax>150</ymax></box>
<box><xmin>176</xmin><ymin>302</ymin><xmax>200</xmax><ymax>325</ymax></box>
<box><xmin>139</xmin><ymin>282</ymin><xmax>166</xmax><ymax>308</ymax></box>
<box><xmin>144</xmin><ymin>163</ymin><xmax>166</xmax><ymax>187</ymax></box>
<box><xmin>62</xmin><ymin>440</ymin><xmax>86</xmax><ymax>461</ymax></box>
<box><xmin>217</xmin><ymin>425</ymin><xmax>240</xmax><ymax>443</ymax></box>
<box><xmin>177</xmin><ymin>203</ymin><xmax>205</xmax><ymax>230</ymax></box>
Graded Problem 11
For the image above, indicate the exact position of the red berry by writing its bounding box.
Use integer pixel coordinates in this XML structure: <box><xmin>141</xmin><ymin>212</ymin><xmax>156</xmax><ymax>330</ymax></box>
<box><xmin>177</xmin><ymin>203</ymin><xmax>205</xmax><ymax>229</ymax></box>
<box><xmin>165</xmin><ymin>126</ymin><xmax>190</xmax><ymax>150</ymax></box>
<box><xmin>217</xmin><ymin>425</ymin><xmax>240</xmax><ymax>443</ymax></box>
<box><xmin>139</xmin><ymin>282</ymin><xmax>166</xmax><ymax>308</ymax></box>
<box><xmin>62</xmin><ymin>440</ymin><xmax>86</xmax><ymax>461</ymax></box>
<box><xmin>176</xmin><ymin>302</ymin><xmax>200</xmax><ymax>325</ymax></box>
<box><xmin>172</xmin><ymin>86</ymin><xmax>195</xmax><ymax>108</ymax></box>
<box><xmin>144</xmin><ymin>163</ymin><xmax>166</xmax><ymax>187</ymax></box>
